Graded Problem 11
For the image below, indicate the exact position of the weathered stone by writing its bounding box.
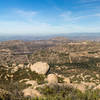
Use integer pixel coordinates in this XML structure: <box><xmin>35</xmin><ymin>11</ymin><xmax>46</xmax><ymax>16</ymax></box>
<box><xmin>11</xmin><ymin>66</ymin><xmax>18</xmax><ymax>73</ymax></box>
<box><xmin>64</xmin><ymin>78</ymin><xmax>70</xmax><ymax>84</ymax></box>
<box><xmin>18</xmin><ymin>64</ymin><xmax>24</xmax><ymax>68</ymax></box>
<box><xmin>23</xmin><ymin>88</ymin><xmax>41</xmax><ymax>98</ymax></box>
<box><xmin>47</xmin><ymin>74</ymin><xmax>58</xmax><ymax>84</ymax></box>
<box><xmin>25</xmin><ymin>80</ymin><xmax>38</xmax><ymax>87</ymax></box>
<box><xmin>94</xmin><ymin>84</ymin><xmax>100</xmax><ymax>90</ymax></box>
<box><xmin>81</xmin><ymin>82</ymin><xmax>95</xmax><ymax>89</ymax></box>
<box><xmin>30</xmin><ymin>62</ymin><xmax>49</xmax><ymax>74</ymax></box>
<box><xmin>71</xmin><ymin>83</ymin><xmax>86</xmax><ymax>93</ymax></box>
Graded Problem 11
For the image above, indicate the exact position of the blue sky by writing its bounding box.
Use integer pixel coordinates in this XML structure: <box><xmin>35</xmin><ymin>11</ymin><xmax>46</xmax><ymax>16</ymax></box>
<box><xmin>0</xmin><ymin>0</ymin><xmax>100</xmax><ymax>35</ymax></box>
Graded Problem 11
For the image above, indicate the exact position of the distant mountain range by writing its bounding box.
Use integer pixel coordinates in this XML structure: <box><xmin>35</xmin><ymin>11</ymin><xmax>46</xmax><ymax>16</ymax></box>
<box><xmin>0</xmin><ymin>33</ymin><xmax>100</xmax><ymax>41</ymax></box>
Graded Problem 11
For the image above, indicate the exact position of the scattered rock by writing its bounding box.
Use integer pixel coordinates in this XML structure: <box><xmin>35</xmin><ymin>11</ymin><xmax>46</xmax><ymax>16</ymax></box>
<box><xmin>11</xmin><ymin>66</ymin><xmax>18</xmax><ymax>73</ymax></box>
<box><xmin>81</xmin><ymin>82</ymin><xmax>95</xmax><ymax>89</ymax></box>
<box><xmin>0</xmin><ymin>89</ymin><xmax>11</xmax><ymax>100</ymax></box>
<box><xmin>70</xmin><ymin>82</ymin><xmax>96</xmax><ymax>92</ymax></box>
<box><xmin>47</xmin><ymin>74</ymin><xmax>58</xmax><ymax>84</ymax></box>
<box><xmin>96</xmin><ymin>74</ymin><xmax>99</xmax><ymax>78</ymax></box>
<box><xmin>56</xmin><ymin>74</ymin><xmax>70</xmax><ymax>84</ymax></box>
<box><xmin>94</xmin><ymin>84</ymin><xmax>100</xmax><ymax>90</ymax></box>
<box><xmin>71</xmin><ymin>83</ymin><xmax>86</xmax><ymax>93</ymax></box>
<box><xmin>23</xmin><ymin>88</ymin><xmax>41</xmax><ymax>98</ymax></box>
<box><xmin>30</xmin><ymin>62</ymin><xmax>50</xmax><ymax>74</ymax></box>
<box><xmin>18</xmin><ymin>64</ymin><xmax>24</xmax><ymax>68</ymax></box>
<box><xmin>64</xmin><ymin>78</ymin><xmax>70</xmax><ymax>84</ymax></box>
<box><xmin>19</xmin><ymin>79</ymin><xmax>30</xmax><ymax>83</ymax></box>
<box><xmin>25</xmin><ymin>80</ymin><xmax>38</xmax><ymax>87</ymax></box>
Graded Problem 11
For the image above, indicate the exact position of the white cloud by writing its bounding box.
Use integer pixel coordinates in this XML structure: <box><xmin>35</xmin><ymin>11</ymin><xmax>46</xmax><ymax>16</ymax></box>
<box><xmin>16</xmin><ymin>10</ymin><xmax>37</xmax><ymax>17</ymax></box>
<box><xmin>93</xmin><ymin>13</ymin><xmax>100</xmax><ymax>17</ymax></box>
<box><xmin>15</xmin><ymin>9</ymin><xmax>37</xmax><ymax>21</ymax></box>
<box><xmin>0</xmin><ymin>9</ymin><xmax>100</xmax><ymax>35</ymax></box>
<box><xmin>60</xmin><ymin>11</ymin><xmax>79</xmax><ymax>22</ymax></box>
<box><xmin>80</xmin><ymin>0</ymin><xmax>100</xmax><ymax>3</ymax></box>
<box><xmin>60</xmin><ymin>10</ymin><xmax>100</xmax><ymax>23</ymax></box>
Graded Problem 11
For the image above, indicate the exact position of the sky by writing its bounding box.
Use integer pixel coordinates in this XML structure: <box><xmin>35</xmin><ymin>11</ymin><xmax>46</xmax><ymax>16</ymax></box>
<box><xmin>0</xmin><ymin>0</ymin><xmax>100</xmax><ymax>35</ymax></box>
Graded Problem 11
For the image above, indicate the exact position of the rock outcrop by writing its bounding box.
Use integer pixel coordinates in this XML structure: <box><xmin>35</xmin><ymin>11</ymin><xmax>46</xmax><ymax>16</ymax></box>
<box><xmin>30</xmin><ymin>62</ymin><xmax>49</xmax><ymax>74</ymax></box>
<box><xmin>22</xmin><ymin>88</ymin><xmax>41</xmax><ymax>98</ymax></box>
<box><xmin>71</xmin><ymin>83</ymin><xmax>86</xmax><ymax>93</ymax></box>
<box><xmin>64</xmin><ymin>78</ymin><xmax>70</xmax><ymax>84</ymax></box>
<box><xmin>47</xmin><ymin>74</ymin><xmax>58</xmax><ymax>84</ymax></box>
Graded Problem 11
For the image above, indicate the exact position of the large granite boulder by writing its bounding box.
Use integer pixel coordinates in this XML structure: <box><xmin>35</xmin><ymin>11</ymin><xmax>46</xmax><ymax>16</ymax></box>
<box><xmin>47</xmin><ymin>74</ymin><xmax>58</xmax><ymax>84</ymax></box>
<box><xmin>30</xmin><ymin>62</ymin><xmax>49</xmax><ymax>74</ymax></box>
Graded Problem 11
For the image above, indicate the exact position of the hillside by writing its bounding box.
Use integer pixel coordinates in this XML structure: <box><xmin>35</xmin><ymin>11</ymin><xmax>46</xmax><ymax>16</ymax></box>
<box><xmin>1</xmin><ymin>37</ymin><xmax>100</xmax><ymax>100</ymax></box>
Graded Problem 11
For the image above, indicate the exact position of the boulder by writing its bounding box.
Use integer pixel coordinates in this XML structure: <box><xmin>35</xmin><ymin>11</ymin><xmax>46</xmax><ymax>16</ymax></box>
<box><xmin>30</xmin><ymin>62</ymin><xmax>49</xmax><ymax>74</ymax></box>
<box><xmin>18</xmin><ymin>64</ymin><xmax>24</xmax><ymax>68</ymax></box>
<box><xmin>47</xmin><ymin>74</ymin><xmax>58</xmax><ymax>84</ymax></box>
<box><xmin>81</xmin><ymin>82</ymin><xmax>95</xmax><ymax>89</ymax></box>
<box><xmin>11</xmin><ymin>66</ymin><xmax>18</xmax><ymax>73</ymax></box>
<box><xmin>25</xmin><ymin>80</ymin><xmax>38</xmax><ymax>87</ymax></box>
<box><xmin>94</xmin><ymin>84</ymin><xmax>100</xmax><ymax>90</ymax></box>
<box><xmin>23</xmin><ymin>88</ymin><xmax>41</xmax><ymax>98</ymax></box>
<box><xmin>64</xmin><ymin>78</ymin><xmax>70</xmax><ymax>84</ymax></box>
<box><xmin>71</xmin><ymin>83</ymin><xmax>86</xmax><ymax>93</ymax></box>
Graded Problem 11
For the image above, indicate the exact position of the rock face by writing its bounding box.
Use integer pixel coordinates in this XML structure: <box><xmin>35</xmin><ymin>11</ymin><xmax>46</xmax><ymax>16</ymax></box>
<box><xmin>30</xmin><ymin>62</ymin><xmax>49</xmax><ymax>74</ymax></box>
<box><xmin>47</xmin><ymin>74</ymin><xmax>58</xmax><ymax>84</ymax></box>
<box><xmin>23</xmin><ymin>88</ymin><xmax>41</xmax><ymax>98</ymax></box>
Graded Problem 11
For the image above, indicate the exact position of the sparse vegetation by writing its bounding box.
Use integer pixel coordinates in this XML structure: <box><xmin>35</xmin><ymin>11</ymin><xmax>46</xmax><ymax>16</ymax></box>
<box><xmin>1</xmin><ymin>38</ymin><xmax>100</xmax><ymax>99</ymax></box>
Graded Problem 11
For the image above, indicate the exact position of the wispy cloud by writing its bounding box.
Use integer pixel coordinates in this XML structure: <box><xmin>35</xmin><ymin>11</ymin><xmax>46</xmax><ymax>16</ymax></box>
<box><xmin>0</xmin><ymin>8</ymin><xmax>100</xmax><ymax>34</ymax></box>
<box><xmin>16</xmin><ymin>10</ymin><xmax>37</xmax><ymax>17</ymax></box>
<box><xmin>60</xmin><ymin>10</ymin><xmax>100</xmax><ymax>23</ymax></box>
<box><xmin>15</xmin><ymin>9</ymin><xmax>37</xmax><ymax>21</ymax></box>
<box><xmin>80</xmin><ymin>0</ymin><xmax>100</xmax><ymax>3</ymax></box>
<box><xmin>94</xmin><ymin>13</ymin><xmax>100</xmax><ymax>17</ymax></box>
<box><xmin>60</xmin><ymin>11</ymin><xmax>78</xmax><ymax>22</ymax></box>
